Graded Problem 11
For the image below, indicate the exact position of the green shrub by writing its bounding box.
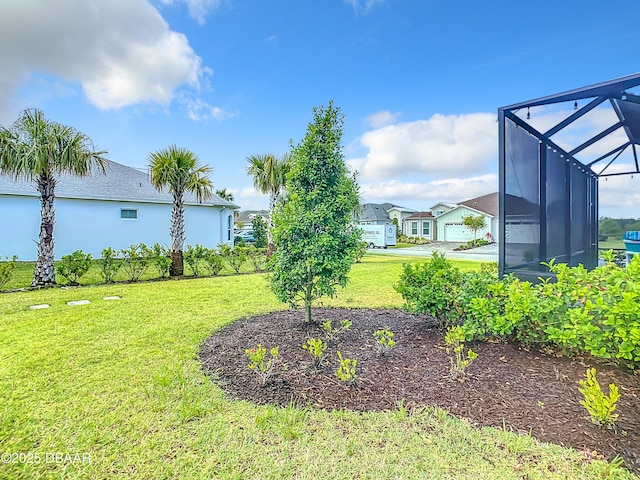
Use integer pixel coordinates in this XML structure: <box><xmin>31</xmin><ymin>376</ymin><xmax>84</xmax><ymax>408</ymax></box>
<box><xmin>184</xmin><ymin>244</ymin><xmax>207</xmax><ymax>276</ymax></box>
<box><xmin>246</xmin><ymin>245</ymin><xmax>267</xmax><ymax>272</ymax></box>
<box><xmin>335</xmin><ymin>351</ymin><xmax>357</xmax><ymax>384</ymax></box>
<box><xmin>202</xmin><ymin>247</ymin><xmax>224</xmax><ymax>275</ymax></box>
<box><xmin>463</xmin><ymin>255</ymin><xmax>640</xmax><ymax>368</ymax></box>
<box><xmin>395</xmin><ymin>252</ymin><xmax>462</xmax><ymax>328</ymax></box>
<box><xmin>0</xmin><ymin>255</ymin><xmax>18</xmax><ymax>290</ymax></box>
<box><xmin>99</xmin><ymin>247</ymin><xmax>121</xmax><ymax>283</ymax></box>
<box><xmin>151</xmin><ymin>243</ymin><xmax>171</xmax><ymax>278</ymax></box>
<box><xmin>373</xmin><ymin>329</ymin><xmax>396</xmax><ymax>355</ymax></box>
<box><xmin>445</xmin><ymin>325</ymin><xmax>477</xmax><ymax>381</ymax></box>
<box><xmin>302</xmin><ymin>338</ymin><xmax>327</xmax><ymax>367</ymax></box>
<box><xmin>353</xmin><ymin>241</ymin><xmax>367</xmax><ymax>263</ymax></box>
<box><xmin>120</xmin><ymin>244</ymin><xmax>151</xmax><ymax>281</ymax></box>
<box><xmin>56</xmin><ymin>250</ymin><xmax>92</xmax><ymax>285</ymax></box>
<box><xmin>220</xmin><ymin>244</ymin><xmax>246</xmax><ymax>274</ymax></box>
<box><xmin>245</xmin><ymin>344</ymin><xmax>280</xmax><ymax>386</ymax></box>
<box><xmin>578</xmin><ymin>368</ymin><xmax>620</xmax><ymax>427</ymax></box>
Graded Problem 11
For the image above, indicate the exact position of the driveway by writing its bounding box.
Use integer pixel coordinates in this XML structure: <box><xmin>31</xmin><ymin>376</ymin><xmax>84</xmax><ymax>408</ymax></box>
<box><xmin>368</xmin><ymin>241</ymin><xmax>498</xmax><ymax>262</ymax></box>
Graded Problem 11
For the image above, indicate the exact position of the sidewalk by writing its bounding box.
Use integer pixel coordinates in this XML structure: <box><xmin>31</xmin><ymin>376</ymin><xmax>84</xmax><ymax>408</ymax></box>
<box><xmin>367</xmin><ymin>241</ymin><xmax>498</xmax><ymax>262</ymax></box>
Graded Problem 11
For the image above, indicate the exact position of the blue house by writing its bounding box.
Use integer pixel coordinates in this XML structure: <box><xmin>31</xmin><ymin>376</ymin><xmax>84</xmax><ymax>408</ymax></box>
<box><xmin>0</xmin><ymin>159</ymin><xmax>237</xmax><ymax>260</ymax></box>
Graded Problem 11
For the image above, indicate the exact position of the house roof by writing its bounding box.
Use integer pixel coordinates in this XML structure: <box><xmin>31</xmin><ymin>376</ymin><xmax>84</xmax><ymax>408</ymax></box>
<box><xmin>430</xmin><ymin>202</ymin><xmax>456</xmax><ymax>210</ymax></box>
<box><xmin>405</xmin><ymin>211</ymin><xmax>434</xmax><ymax>220</ymax></box>
<box><xmin>458</xmin><ymin>192</ymin><xmax>498</xmax><ymax>217</ymax></box>
<box><xmin>359</xmin><ymin>203</ymin><xmax>393</xmax><ymax>222</ymax></box>
<box><xmin>236</xmin><ymin>210</ymin><xmax>268</xmax><ymax>223</ymax></box>
<box><xmin>0</xmin><ymin>159</ymin><xmax>238</xmax><ymax>208</ymax></box>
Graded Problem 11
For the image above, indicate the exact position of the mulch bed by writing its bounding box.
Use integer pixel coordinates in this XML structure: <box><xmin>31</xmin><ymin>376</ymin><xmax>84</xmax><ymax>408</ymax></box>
<box><xmin>199</xmin><ymin>307</ymin><xmax>640</xmax><ymax>473</ymax></box>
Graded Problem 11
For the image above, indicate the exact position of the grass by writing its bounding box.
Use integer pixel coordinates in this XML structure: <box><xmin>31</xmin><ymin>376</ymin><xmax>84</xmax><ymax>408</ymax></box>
<box><xmin>599</xmin><ymin>238</ymin><xmax>625</xmax><ymax>251</ymax></box>
<box><xmin>0</xmin><ymin>254</ymin><xmax>635</xmax><ymax>479</ymax></box>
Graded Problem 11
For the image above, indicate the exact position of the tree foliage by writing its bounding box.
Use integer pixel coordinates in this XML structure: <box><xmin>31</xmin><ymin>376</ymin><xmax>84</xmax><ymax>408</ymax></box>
<box><xmin>246</xmin><ymin>153</ymin><xmax>291</xmax><ymax>255</ymax></box>
<box><xmin>269</xmin><ymin>102</ymin><xmax>361</xmax><ymax>323</ymax></box>
<box><xmin>252</xmin><ymin>215</ymin><xmax>268</xmax><ymax>248</ymax></box>
<box><xmin>462</xmin><ymin>214</ymin><xmax>487</xmax><ymax>244</ymax></box>
<box><xmin>148</xmin><ymin>145</ymin><xmax>213</xmax><ymax>276</ymax></box>
<box><xmin>0</xmin><ymin>109</ymin><xmax>106</xmax><ymax>286</ymax></box>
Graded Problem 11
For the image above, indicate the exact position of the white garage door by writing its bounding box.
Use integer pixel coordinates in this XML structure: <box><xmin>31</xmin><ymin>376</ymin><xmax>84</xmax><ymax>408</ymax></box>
<box><xmin>444</xmin><ymin>223</ymin><xmax>472</xmax><ymax>242</ymax></box>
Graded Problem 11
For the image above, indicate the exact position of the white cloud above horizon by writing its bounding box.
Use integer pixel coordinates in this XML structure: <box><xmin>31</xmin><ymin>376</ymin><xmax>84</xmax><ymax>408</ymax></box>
<box><xmin>344</xmin><ymin>0</ymin><xmax>386</xmax><ymax>15</ymax></box>
<box><xmin>156</xmin><ymin>0</ymin><xmax>222</xmax><ymax>25</ymax></box>
<box><xmin>0</xmin><ymin>0</ymin><xmax>208</xmax><ymax>121</ymax></box>
<box><xmin>348</xmin><ymin>113</ymin><xmax>498</xmax><ymax>182</ymax></box>
<box><xmin>364</xmin><ymin>110</ymin><xmax>399</xmax><ymax>128</ymax></box>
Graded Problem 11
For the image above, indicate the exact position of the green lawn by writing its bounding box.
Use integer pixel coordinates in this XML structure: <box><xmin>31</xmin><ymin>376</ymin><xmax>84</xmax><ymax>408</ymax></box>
<box><xmin>0</xmin><ymin>255</ymin><xmax>634</xmax><ymax>479</ymax></box>
<box><xmin>599</xmin><ymin>238</ymin><xmax>626</xmax><ymax>251</ymax></box>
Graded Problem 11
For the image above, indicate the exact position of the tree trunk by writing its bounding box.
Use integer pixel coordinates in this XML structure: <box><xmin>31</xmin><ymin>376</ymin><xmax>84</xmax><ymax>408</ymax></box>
<box><xmin>266</xmin><ymin>191</ymin><xmax>277</xmax><ymax>258</ymax></box>
<box><xmin>304</xmin><ymin>270</ymin><xmax>313</xmax><ymax>323</ymax></box>
<box><xmin>32</xmin><ymin>173</ymin><xmax>57</xmax><ymax>287</ymax></box>
<box><xmin>170</xmin><ymin>191</ymin><xmax>185</xmax><ymax>276</ymax></box>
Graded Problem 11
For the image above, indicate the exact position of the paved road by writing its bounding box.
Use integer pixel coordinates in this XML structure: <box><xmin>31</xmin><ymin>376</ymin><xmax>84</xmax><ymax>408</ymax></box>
<box><xmin>367</xmin><ymin>242</ymin><xmax>498</xmax><ymax>262</ymax></box>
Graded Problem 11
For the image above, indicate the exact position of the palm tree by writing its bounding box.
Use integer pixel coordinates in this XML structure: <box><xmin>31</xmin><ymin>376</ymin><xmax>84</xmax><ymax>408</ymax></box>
<box><xmin>246</xmin><ymin>153</ymin><xmax>291</xmax><ymax>255</ymax></box>
<box><xmin>0</xmin><ymin>109</ymin><xmax>106</xmax><ymax>287</ymax></box>
<box><xmin>148</xmin><ymin>145</ymin><xmax>213</xmax><ymax>276</ymax></box>
<box><xmin>215</xmin><ymin>188</ymin><xmax>234</xmax><ymax>202</ymax></box>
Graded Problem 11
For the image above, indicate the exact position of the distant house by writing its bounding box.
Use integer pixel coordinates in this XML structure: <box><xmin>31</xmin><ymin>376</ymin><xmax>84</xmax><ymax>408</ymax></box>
<box><xmin>403</xmin><ymin>212</ymin><xmax>435</xmax><ymax>240</ymax></box>
<box><xmin>0</xmin><ymin>159</ymin><xmax>238</xmax><ymax>260</ymax></box>
<box><xmin>434</xmin><ymin>192</ymin><xmax>498</xmax><ymax>242</ymax></box>
<box><xmin>235</xmin><ymin>210</ymin><xmax>268</xmax><ymax>231</ymax></box>
<box><xmin>357</xmin><ymin>203</ymin><xmax>416</xmax><ymax>234</ymax></box>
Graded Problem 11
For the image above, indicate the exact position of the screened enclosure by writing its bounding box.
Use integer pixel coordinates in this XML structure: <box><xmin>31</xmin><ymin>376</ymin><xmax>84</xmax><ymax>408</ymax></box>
<box><xmin>498</xmin><ymin>73</ymin><xmax>640</xmax><ymax>281</ymax></box>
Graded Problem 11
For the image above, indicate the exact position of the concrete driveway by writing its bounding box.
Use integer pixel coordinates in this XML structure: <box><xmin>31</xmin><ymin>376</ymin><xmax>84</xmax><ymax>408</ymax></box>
<box><xmin>368</xmin><ymin>241</ymin><xmax>498</xmax><ymax>262</ymax></box>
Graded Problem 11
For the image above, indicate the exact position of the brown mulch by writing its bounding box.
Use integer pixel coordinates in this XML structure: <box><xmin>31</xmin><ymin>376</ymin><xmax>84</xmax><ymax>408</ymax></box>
<box><xmin>199</xmin><ymin>307</ymin><xmax>640</xmax><ymax>473</ymax></box>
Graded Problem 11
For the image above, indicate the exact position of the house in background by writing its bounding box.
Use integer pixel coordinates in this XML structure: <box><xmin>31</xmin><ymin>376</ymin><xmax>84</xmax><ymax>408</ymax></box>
<box><xmin>235</xmin><ymin>210</ymin><xmax>268</xmax><ymax>232</ymax></box>
<box><xmin>358</xmin><ymin>203</ymin><xmax>416</xmax><ymax>234</ymax></box>
<box><xmin>434</xmin><ymin>192</ymin><xmax>498</xmax><ymax>242</ymax></box>
<box><xmin>430</xmin><ymin>202</ymin><xmax>457</xmax><ymax>218</ymax></box>
<box><xmin>403</xmin><ymin>212</ymin><xmax>435</xmax><ymax>240</ymax></box>
<box><xmin>0</xmin><ymin>159</ymin><xmax>238</xmax><ymax>260</ymax></box>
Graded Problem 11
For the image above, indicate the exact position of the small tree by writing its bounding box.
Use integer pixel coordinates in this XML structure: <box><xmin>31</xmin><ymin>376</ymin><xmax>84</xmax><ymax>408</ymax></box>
<box><xmin>270</xmin><ymin>101</ymin><xmax>361</xmax><ymax>323</ymax></box>
<box><xmin>462</xmin><ymin>214</ymin><xmax>486</xmax><ymax>245</ymax></box>
<box><xmin>252</xmin><ymin>215</ymin><xmax>268</xmax><ymax>248</ymax></box>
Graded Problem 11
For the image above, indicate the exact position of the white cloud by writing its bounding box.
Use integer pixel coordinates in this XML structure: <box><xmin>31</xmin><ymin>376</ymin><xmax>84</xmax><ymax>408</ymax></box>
<box><xmin>179</xmin><ymin>94</ymin><xmax>235</xmax><ymax>121</ymax></box>
<box><xmin>364</xmin><ymin>110</ymin><xmax>399</xmax><ymax>128</ymax></box>
<box><xmin>345</xmin><ymin>0</ymin><xmax>385</xmax><ymax>14</ymax></box>
<box><xmin>157</xmin><ymin>0</ymin><xmax>222</xmax><ymax>25</ymax></box>
<box><xmin>348</xmin><ymin>113</ymin><xmax>497</xmax><ymax>181</ymax></box>
<box><xmin>359</xmin><ymin>174</ymin><xmax>497</xmax><ymax>206</ymax></box>
<box><xmin>0</xmin><ymin>0</ymin><xmax>207</xmax><ymax>117</ymax></box>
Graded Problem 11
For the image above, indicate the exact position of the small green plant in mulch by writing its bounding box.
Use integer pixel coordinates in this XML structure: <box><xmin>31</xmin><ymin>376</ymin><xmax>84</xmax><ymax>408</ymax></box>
<box><xmin>245</xmin><ymin>344</ymin><xmax>280</xmax><ymax>386</ymax></box>
<box><xmin>445</xmin><ymin>325</ymin><xmax>477</xmax><ymax>381</ymax></box>
<box><xmin>302</xmin><ymin>338</ymin><xmax>327</xmax><ymax>368</ymax></box>
<box><xmin>335</xmin><ymin>351</ymin><xmax>357</xmax><ymax>385</ymax></box>
<box><xmin>322</xmin><ymin>318</ymin><xmax>352</xmax><ymax>341</ymax></box>
<box><xmin>373</xmin><ymin>328</ymin><xmax>396</xmax><ymax>356</ymax></box>
<box><xmin>578</xmin><ymin>368</ymin><xmax>621</xmax><ymax>428</ymax></box>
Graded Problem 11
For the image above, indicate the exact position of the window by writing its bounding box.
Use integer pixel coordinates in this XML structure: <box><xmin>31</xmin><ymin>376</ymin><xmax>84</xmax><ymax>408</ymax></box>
<box><xmin>435</xmin><ymin>210</ymin><xmax>444</xmax><ymax>216</ymax></box>
<box><xmin>411</xmin><ymin>221</ymin><xmax>418</xmax><ymax>235</ymax></box>
<box><xmin>422</xmin><ymin>221</ymin><xmax>430</xmax><ymax>236</ymax></box>
<box><xmin>227</xmin><ymin>215</ymin><xmax>232</xmax><ymax>241</ymax></box>
<box><xmin>121</xmin><ymin>209</ymin><xmax>138</xmax><ymax>219</ymax></box>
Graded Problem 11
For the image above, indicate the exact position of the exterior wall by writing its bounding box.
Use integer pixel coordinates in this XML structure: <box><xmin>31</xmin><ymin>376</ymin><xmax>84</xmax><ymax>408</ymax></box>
<box><xmin>388</xmin><ymin>209</ymin><xmax>416</xmax><ymax>234</ymax></box>
<box><xmin>435</xmin><ymin>207</ymin><xmax>492</xmax><ymax>242</ymax></box>
<box><xmin>403</xmin><ymin>219</ymin><xmax>433</xmax><ymax>240</ymax></box>
<box><xmin>0</xmin><ymin>194</ymin><xmax>232</xmax><ymax>260</ymax></box>
<box><xmin>431</xmin><ymin>203</ymin><xmax>454</xmax><ymax>217</ymax></box>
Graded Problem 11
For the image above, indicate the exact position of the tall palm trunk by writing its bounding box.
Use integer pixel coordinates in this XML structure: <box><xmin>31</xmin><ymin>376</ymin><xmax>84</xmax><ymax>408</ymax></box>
<box><xmin>33</xmin><ymin>172</ymin><xmax>57</xmax><ymax>286</ymax></box>
<box><xmin>266</xmin><ymin>191</ymin><xmax>278</xmax><ymax>257</ymax></box>
<box><xmin>170</xmin><ymin>191</ymin><xmax>185</xmax><ymax>276</ymax></box>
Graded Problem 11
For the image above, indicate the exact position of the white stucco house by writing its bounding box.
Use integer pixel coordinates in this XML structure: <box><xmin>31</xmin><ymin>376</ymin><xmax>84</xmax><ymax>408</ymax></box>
<box><xmin>434</xmin><ymin>192</ymin><xmax>498</xmax><ymax>242</ymax></box>
<box><xmin>0</xmin><ymin>159</ymin><xmax>238</xmax><ymax>260</ymax></box>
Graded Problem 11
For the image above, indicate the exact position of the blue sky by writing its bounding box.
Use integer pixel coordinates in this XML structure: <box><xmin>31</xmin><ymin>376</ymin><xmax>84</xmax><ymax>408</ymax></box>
<box><xmin>1</xmin><ymin>0</ymin><xmax>639</xmax><ymax>217</ymax></box>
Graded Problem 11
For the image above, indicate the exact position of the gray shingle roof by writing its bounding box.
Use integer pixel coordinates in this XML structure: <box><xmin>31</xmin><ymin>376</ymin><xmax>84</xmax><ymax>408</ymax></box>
<box><xmin>0</xmin><ymin>159</ymin><xmax>238</xmax><ymax>208</ymax></box>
